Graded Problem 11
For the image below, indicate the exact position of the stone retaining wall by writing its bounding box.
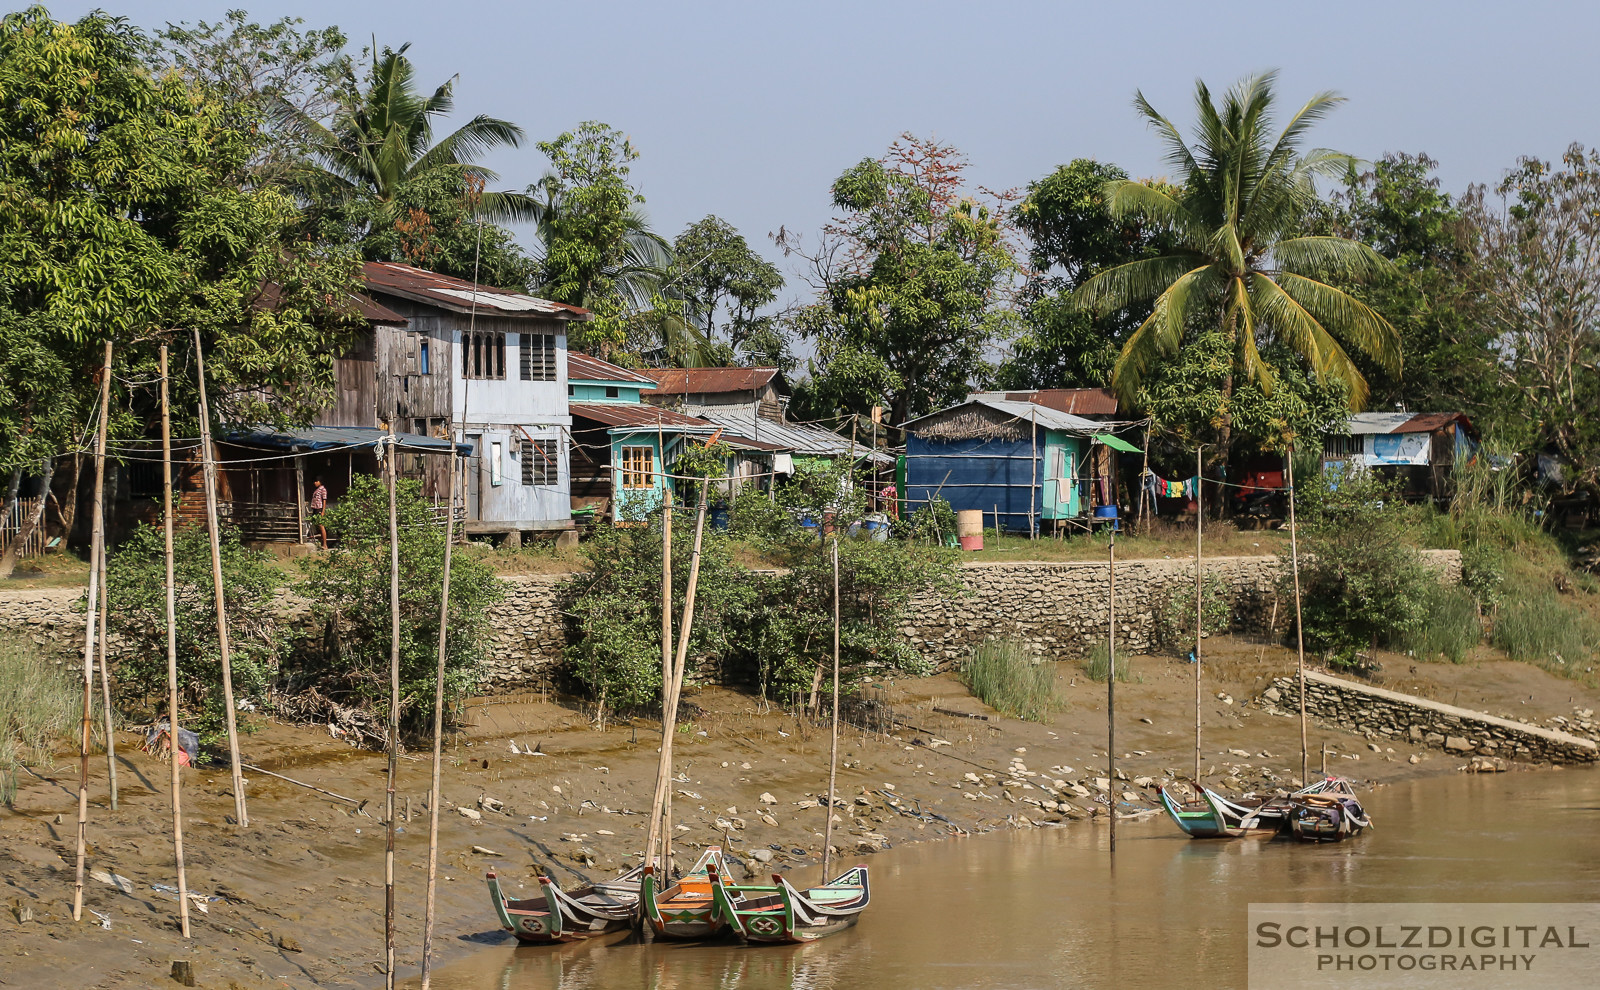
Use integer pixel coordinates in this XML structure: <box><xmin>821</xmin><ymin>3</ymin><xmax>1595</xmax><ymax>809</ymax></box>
<box><xmin>1261</xmin><ymin>669</ymin><xmax>1598</xmax><ymax>765</ymax></box>
<box><xmin>900</xmin><ymin>550</ymin><xmax>1461</xmax><ymax>668</ymax></box>
<box><xmin>0</xmin><ymin>550</ymin><xmax>1462</xmax><ymax>689</ymax></box>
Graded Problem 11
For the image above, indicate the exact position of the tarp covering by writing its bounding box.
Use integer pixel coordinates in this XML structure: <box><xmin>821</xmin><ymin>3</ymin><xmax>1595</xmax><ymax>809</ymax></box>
<box><xmin>1094</xmin><ymin>433</ymin><xmax>1142</xmax><ymax>454</ymax></box>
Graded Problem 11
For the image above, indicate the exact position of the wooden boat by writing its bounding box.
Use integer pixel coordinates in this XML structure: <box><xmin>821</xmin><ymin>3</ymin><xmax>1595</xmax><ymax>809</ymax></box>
<box><xmin>486</xmin><ymin>863</ymin><xmax>643</xmax><ymax>943</ymax></box>
<box><xmin>641</xmin><ymin>847</ymin><xmax>732</xmax><ymax>940</ymax></box>
<box><xmin>1159</xmin><ymin>778</ymin><xmax>1346</xmax><ymax>839</ymax></box>
<box><xmin>713</xmin><ymin>865</ymin><xmax>869</xmax><ymax>944</ymax></box>
<box><xmin>1288</xmin><ymin>779</ymin><xmax>1371</xmax><ymax>842</ymax></box>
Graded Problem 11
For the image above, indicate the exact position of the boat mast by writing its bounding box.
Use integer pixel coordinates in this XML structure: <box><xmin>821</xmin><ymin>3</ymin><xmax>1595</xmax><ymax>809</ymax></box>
<box><xmin>1287</xmin><ymin>445</ymin><xmax>1309</xmax><ymax>785</ymax></box>
<box><xmin>1194</xmin><ymin>445</ymin><xmax>1203</xmax><ymax>787</ymax></box>
<box><xmin>821</xmin><ymin>538</ymin><xmax>841</xmax><ymax>880</ymax></box>
<box><xmin>383</xmin><ymin>432</ymin><xmax>401</xmax><ymax>990</ymax></box>
<box><xmin>642</xmin><ymin>426</ymin><xmax>674</xmax><ymax>886</ymax></box>
<box><xmin>662</xmin><ymin>480</ymin><xmax>710</xmax><ymax>873</ymax></box>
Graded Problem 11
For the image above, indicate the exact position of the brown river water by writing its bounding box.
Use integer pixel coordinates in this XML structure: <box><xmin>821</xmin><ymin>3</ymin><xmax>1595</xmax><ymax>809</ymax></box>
<box><xmin>413</xmin><ymin>769</ymin><xmax>1600</xmax><ymax>989</ymax></box>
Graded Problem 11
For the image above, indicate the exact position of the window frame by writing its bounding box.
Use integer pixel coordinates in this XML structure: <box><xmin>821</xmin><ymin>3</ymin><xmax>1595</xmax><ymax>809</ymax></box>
<box><xmin>620</xmin><ymin>445</ymin><xmax>655</xmax><ymax>490</ymax></box>
<box><xmin>519</xmin><ymin>331</ymin><xmax>556</xmax><ymax>381</ymax></box>
<box><xmin>520</xmin><ymin>437</ymin><xmax>558</xmax><ymax>487</ymax></box>
<box><xmin>463</xmin><ymin>329</ymin><xmax>507</xmax><ymax>380</ymax></box>
<box><xmin>489</xmin><ymin>440</ymin><xmax>504</xmax><ymax>486</ymax></box>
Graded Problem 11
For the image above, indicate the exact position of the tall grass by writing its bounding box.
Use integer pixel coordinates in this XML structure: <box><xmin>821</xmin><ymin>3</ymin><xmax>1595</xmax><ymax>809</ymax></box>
<box><xmin>1491</xmin><ymin>589</ymin><xmax>1600</xmax><ymax>679</ymax></box>
<box><xmin>0</xmin><ymin>640</ymin><xmax>79</xmax><ymax>805</ymax></box>
<box><xmin>1402</xmin><ymin>584</ymin><xmax>1482</xmax><ymax>663</ymax></box>
<box><xmin>1080</xmin><ymin>639</ymin><xmax>1135</xmax><ymax>683</ymax></box>
<box><xmin>959</xmin><ymin>638</ymin><xmax>1061</xmax><ymax>722</ymax></box>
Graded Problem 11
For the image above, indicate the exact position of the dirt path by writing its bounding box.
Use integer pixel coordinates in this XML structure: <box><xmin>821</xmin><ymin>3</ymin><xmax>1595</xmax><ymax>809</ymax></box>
<box><xmin>4</xmin><ymin>638</ymin><xmax>1598</xmax><ymax>989</ymax></box>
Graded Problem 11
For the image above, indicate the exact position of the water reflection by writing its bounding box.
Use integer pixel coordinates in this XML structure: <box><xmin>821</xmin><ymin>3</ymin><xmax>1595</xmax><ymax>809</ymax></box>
<box><xmin>416</xmin><ymin>769</ymin><xmax>1600</xmax><ymax>989</ymax></box>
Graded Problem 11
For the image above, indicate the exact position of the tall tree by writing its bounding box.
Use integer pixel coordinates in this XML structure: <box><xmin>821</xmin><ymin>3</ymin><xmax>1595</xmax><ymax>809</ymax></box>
<box><xmin>1464</xmin><ymin>144</ymin><xmax>1600</xmax><ymax>490</ymax></box>
<box><xmin>531</xmin><ymin>122</ymin><xmax>688</xmax><ymax>360</ymax></box>
<box><xmin>0</xmin><ymin>6</ymin><xmax>365</xmax><ymax>565</ymax></box>
<box><xmin>784</xmin><ymin>135</ymin><xmax>1018</xmax><ymax>424</ymax></box>
<box><xmin>672</xmin><ymin>215</ymin><xmax>785</xmax><ymax>350</ymax></box>
<box><xmin>1074</xmin><ymin>73</ymin><xmax>1401</xmax><ymax>466</ymax></box>
<box><xmin>999</xmin><ymin>159</ymin><xmax>1172</xmax><ymax>390</ymax></box>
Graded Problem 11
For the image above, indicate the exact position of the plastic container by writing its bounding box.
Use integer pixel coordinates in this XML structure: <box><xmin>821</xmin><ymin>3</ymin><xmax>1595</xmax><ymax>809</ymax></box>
<box><xmin>1093</xmin><ymin>504</ymin><xmax>1119</xmax><ymax>519</ymax></box>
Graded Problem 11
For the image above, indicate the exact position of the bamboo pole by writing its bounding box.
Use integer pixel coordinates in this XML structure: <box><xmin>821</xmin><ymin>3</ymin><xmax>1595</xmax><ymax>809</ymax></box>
<box><xmin>420</xmin><ymin>426</ymin><xmax>461</xmax><ymax>987</ymax></box>
<box><xmin>821</xmin><ymin>539</ymin><xmax>841</xmax><ymax>880</ymax></box>
<box><xmin>192</xmin><ymin>329</ymin><xmax>247</xmax><ymax>827</ymax></box>
<box><xmin>661</xmin><ymin>484</ymin><xmax>710</xmax><ymax>873</ymax></box>
<box><xmin>383</xmin><ymin>435</ymin><xmax>400</xmax><ymax>990</ymax></box>
<box><xmin>1135</xmin><ymin>421</ymin><xmax>1151</xmax><ymax>534</ymax></box>
<box><xmin>1106</xmin><ymin>491</ymin><xmax>1117</xmax><ymax>854</ymax></box>
<box><xmin>642</xmin><ymin>479</ymin><xmax>673</xmax><ymax>876</ymax></box>
<box><xmin>1194</xmin><ymin>446</ymin><xmax>1203</xmax><ymax>786</ymax></box>
<box><xmin>1028</xmin><ymin>414</ymin><xmax>1038</xmax><ymax>539</ymax></box>
<box><xmin>96</xmin><ymin>513</ymin><xmax>117</xmax><ymax>811</ymax></box>
<box><xmin>1288</xmin><ymin>446</ymin><xmax>1309</xmax><ymax>785</ymax></box>
<box><xmin>158</xmin><ymin>347</ymin><xmax>192</xmax><ymax>938</ymax></box>
<box><xmin>72</xmin><ymin>340</ymin><xmax>113</xmax><ymax>922</ymax></box>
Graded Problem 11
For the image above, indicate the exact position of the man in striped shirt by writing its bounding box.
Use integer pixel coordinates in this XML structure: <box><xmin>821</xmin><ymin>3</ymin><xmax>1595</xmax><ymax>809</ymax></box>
<box><xmin>309</xmin><ymin>478</ymin><xmax>329</xmax><ymax>548</ymax></box>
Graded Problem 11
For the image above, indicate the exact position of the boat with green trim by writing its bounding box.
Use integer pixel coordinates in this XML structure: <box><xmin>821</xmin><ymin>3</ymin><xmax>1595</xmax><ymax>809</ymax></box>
<box><xmin>641</xmin><ymin>847</ymin><xmax>732</xmax><ymax>940</ymax></box>
<box><xmin>485</xmin><ymin>864</ymin><xmax>642</xmax><ymax>943</ymax></box>
<box><xmin>712</xmin><ymin>865</ymin><xmax>869</xmax><ymax>944</ymax></box>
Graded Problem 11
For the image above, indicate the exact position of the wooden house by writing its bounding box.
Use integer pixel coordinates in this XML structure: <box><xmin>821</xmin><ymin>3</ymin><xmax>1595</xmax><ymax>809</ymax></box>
<box><xmin>1322</xmin><ymin>411</ymin><xmax>1478</xmax><ymax>501</ymax></box>
<box><xmin>568</xmin><ymin>354</ymin><xmax>782</xmax><ymax>523</ymax></box>
<box><xmin>900</xmin><ymin>396</ymin><xmax>1139</xmax><ymax>535</ymax></box>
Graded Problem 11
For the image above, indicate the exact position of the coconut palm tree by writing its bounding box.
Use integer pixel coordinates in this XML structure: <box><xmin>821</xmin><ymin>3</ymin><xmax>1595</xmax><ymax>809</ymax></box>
<box><xmin>1075</xmin><ymin>72</ymin><xmax>1401</xmax><ymax>456</ymax></box>
<box><xmin>284</xmin><ymin>43</ymin><xmax>536</xmax><ymax>225</ymax></box>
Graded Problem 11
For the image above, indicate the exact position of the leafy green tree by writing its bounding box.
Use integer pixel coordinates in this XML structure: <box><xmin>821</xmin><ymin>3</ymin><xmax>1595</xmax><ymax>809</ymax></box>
<box><xmin>106</xmin><ymin>524</ymin><xmax>283</xmax><ymax>740</ymax></box>
<box><xmin>786</xmin><ymin>135</ymin><xmax>1019</xmax><ymax>424</ymax></box>
<box><xmin>0</xmin><ymin>5</ymin><xmax>366</xmax><ymax>529</ymax></box>
<box><xmin>300</xmin><ymin>475</ymin><xmax>501</xmax><ymax>737</ymax></box>
<box><xmin>1074</xmin><ymin>73</ymin><xmax>1401</xmax><ymax>469</ymax></box>
<box><xmin>530</xmin><ymin>122</ymin><xmax>684</xmax><ymax>358</ymax></box>
<box><xmin>672</xmin><ymin>215</ymin><xmax>785</xmax><ymax>350</ymax></box>
<box><xmin>1462</xmin><ymin>144</ymin><xmax>1600</xmax><ymax>492</ymax></box>
<box><xmin>157</xmin><ymin>10</ymin><xmax>354</xmax><ymax>188</ymax></box>
<box><xmin>1000</xmin><ymin>159</ymin><xmax>1173</xmax><ymax>389</ymax></box>
<box><xmin>1326</xmin><ymin>153</ymin><xmax>1497</xmax><ymax>420</ymax></box>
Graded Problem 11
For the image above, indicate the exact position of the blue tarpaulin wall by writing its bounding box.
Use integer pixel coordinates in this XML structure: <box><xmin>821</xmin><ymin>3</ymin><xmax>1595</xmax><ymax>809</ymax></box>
<box><xmin>904</xmin><ymin>435</ymin><xmax>1039</xmax><ymax>530</ymax></box>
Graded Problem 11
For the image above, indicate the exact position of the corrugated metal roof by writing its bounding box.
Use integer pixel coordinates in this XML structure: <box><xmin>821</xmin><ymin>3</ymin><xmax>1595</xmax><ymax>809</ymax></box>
<box><xmin>226</xmin><ymin>425</ymin><xmax>466</xmax><ymax>454</ymax></box>
<box><xmin>253</xmin><ymin>281</ymin><xmax>408</xmax><ymax>326</ymax></box>
<box><xmin>640</xmin><ymin>367</ymin><xmax>781</xmax><ymax>395</ymax></box>
<box><xmin>696</xmin><ymin>410</ymin><xmax>895</xmax><ymax>466</ymax></box>
<box><xmin>568</xmin><ymin>403</ymin><xmax>782</xmax><ymax>451</ymax></box>
<box><xmin>362</xmin><ymin>262</ymin><xmax>590</xmax><ymax>321</ymax></box>
<box><xmin>1008</xmin><ymin>388</ymin><xmax>1119</xmax><ymax>415</ymax></box>
<box><xmin>568</xmin><ymin>353</ymin><xmax>657</xmax><ymax>384</ymax></box>
<box><xmin>902</xmin><ymin>397</ymin><xmax>1105</xmax><ymax>435</ymax></box>
<box><xmin>1347</xmin><ymin>412</ymin><xmax>1472</xmax><ymax>435</ymax></box>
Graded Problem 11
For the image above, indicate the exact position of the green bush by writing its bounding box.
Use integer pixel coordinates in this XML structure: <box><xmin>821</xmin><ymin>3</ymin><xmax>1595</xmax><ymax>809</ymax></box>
<box><xmin>1080</xmin><ymin>640</ymin><xmax>1135</xmax><ymax>683</ymax></box>
<box><xmin>300</xmin><ymin>476</ymin><xmax>501</xmax><ymax>738</ymax></box>
<box><xmin>1459</xmin><ymin>541</ymin><xmax>1506</xmax><ymax>612</ymax></box>
<box><xmin>1153</xmin><ymin>573</ymin><xmax>1232</xmax><ymax>655</ymax></box>
<box><xmin>0</xmin><ymin>638</ymin><xmax>79</xmax><ymax>805</ymax></box>
<box><xmin>1401</xmin><ymin>584</ymin><xmax>1482</xmax><ymax>663</ymax></box>
<box><xmin>904</xmin><ymin>496</ymin><xmax>956</xmax><ymax>544</ymax></box>
<box><xmin>959</xmin><ymin>638</ymin><xmax>1060</xmax><ymax>722</ymax></box>
<box><xmin>106</xmin><ymin>522</ymin><xmax>282</xmax><ymax>740</ymax></box>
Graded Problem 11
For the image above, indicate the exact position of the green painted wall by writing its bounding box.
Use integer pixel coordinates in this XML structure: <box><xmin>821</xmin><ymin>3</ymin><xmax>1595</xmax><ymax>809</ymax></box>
<box><xmin>1040</xmin><ymin>431</ymin><xmax>1082</xmax><ymax>520</ymax></box>
<box><xmin>570</xmin><ymin>382</ymin><xmax>644</xmax><ymax>403</ymax></box>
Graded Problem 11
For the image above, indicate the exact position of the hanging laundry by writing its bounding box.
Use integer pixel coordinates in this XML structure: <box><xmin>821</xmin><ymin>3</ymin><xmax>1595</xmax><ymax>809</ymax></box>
<box><xmin>1143</xmin><ymin>468</ymin><xmax>1198</xmax><ymax>499</ymax></box>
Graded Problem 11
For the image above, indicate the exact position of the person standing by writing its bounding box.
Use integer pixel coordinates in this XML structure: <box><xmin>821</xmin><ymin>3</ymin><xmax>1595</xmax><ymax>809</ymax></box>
<box><xmin>309</xmin><ymin>477</ymin><xmax>329</xmax><ymax>549</ymax></box>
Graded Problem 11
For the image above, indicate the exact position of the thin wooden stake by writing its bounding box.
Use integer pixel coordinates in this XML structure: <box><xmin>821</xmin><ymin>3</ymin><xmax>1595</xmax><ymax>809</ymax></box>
<box><xmin>192</xmin><ymin>329</ymin><xmax>247</xmax><ymax>827</ymax></box>
<box><xmin>97</xmin><ymin>509</ymin><xmax>117</xmax><ymax>810</ymax></box>
<box><xmin>160</xmin><ymin>347</ymin><xmax>192</xmax><ymax>939</ymax></box>
<box><xmin>1136</xmin><ymin>421</ymin><xmax>1151</xmax><ymax>534</ymax></box>
<box><xmin>73</xmin><ymin>340</ymin><xmax>113</xmax><ymax>922</ymax></box>
<box><xmin>661</xmin><ymin>484</ymin><xmax>709</xmax><ymax>873</ymax></box>
<box><xmin>1107</xmin><ymin>492</ymin><xmax>1117</xmax><ymax>855</ymax></box>
<box><xmin>821</xmin><ymin>539</ymin><xmax>841</xmax><ymax>880</ymax></box>
<box><xmin>383</xmin><ymin>435</ymin><xmax>400</xmax><ymax>990</ymax></box>
<box><xmin>1287</xmin><ymin>447</ymin><xmax>1309</xmax><ymax>785</ymax></box>
<box><xmin>642</xmin><ymin>479</ymin><xmax>673</xmax><ymax>885</ymax></box>
<box><xmin>1194</xmin><ymin>446</ymin><xmax>1203</xmax><ymax>786</ymax></box>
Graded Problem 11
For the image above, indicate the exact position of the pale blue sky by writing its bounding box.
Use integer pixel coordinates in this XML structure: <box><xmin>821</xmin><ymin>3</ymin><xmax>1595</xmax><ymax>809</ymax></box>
<box><xmin>57</xmin><ymin>0</ymin><xmax>1600</xmax><ymax>302</ymax></box>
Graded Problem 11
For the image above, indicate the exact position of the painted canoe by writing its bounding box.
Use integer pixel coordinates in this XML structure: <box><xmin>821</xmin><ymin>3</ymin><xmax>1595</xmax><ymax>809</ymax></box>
<box><xmin>713</xmin><ymin>866</ymin><xmax>869</xmax><ymax>944</ymax></box>
<box><xmin>641</xmin><ymin>847</ymin><xmax>732</xmax><ymax>940</ymax></box>
<box><xmin>1288</xmin><ymin>787</ymin><xmax>1371</xmax><ymax>843</ymax></box>
<box><xmin>486</xmin><ymin>863</ymin><xmax>642</xmax><ymax>944</ymax></box>
<box><xmin>1162</xmin><ymin>777</ymin><xmax>1346</xmax><ymax>839</ymax></box>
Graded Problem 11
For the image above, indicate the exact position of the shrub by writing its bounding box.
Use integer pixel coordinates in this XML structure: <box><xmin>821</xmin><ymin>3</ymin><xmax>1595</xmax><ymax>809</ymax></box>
<box><xmin>299</xmin><ymin>476</ymin><xmax>501</xmax><ymax>739</ymax></box>
<box><xmin>1459</xmin><ymin>541</ymin><xmax>1505</xmax><ymax>612</ymax></box>
<box><xmin>1401</xmin><ymin>584</ymin><xmax>1482</xmax><ymax>663</ymax></box>
<box><xmin>904</xmin><ymin>496</ymin><xmax>956</xmax><ymax>544</ymax></box>
<box><xmin>0</xmin><ymin>638</ymin><xmax>79</xmax><ymax>805</ymax></box>
<box><xmin>1080</xmin><ymin>640</ymin><xmax>1134</xmax><ymax>683</ymax></box>
<box><xmin>959</xmin><ymin>638</ymin><xmax>1060</xmax><ymax>722</ymax></box>
<box><xmin>106</xmin><ymin>522</ymin><xmax>282</xmax><ymax>740</ymax></box>
<box><xmin>1153</xmin><ymin>573</ymin><xmax>1233</xmax><ymax>655</ymax></box>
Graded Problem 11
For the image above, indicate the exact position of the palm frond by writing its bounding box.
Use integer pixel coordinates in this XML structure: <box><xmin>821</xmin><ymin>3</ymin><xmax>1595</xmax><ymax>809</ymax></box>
<box><xmin>1272</xmin><ymin>236</ymin><xmax>1392</xmax><ymax>281</ymax></box>
<box><xmin>1274</xmin><ymin>272</ymin><xmax>1401</xmax><ymax>377</ymax></box>
<box><xmin>410</xmin><ymin>116</ymin><xmax>526</xmax><ymax>178</ymax></box>
<box><xmin>1228</xmin><ymin>277</ymin><xmax>1273</xmax><ymax>394</ymax></box>
<box><xmin>1133</xmin><ymin>89</ymin><xmax>1209</xmax><ymax>199</ymax></box>
<box><xmin>1251</xmin><ymin>273</ymin><xmax>1369</xmax><ymax>408</ymax></box>
<box><xmin>1102</xmin><ymin>180</ymin><xmax>1207</xmax><ymax>247</ymax></box>
<box><xmin>1072</xmin><ymin>254</ymin><xmax>1208</xmax><ymax>317</ymax></box>
<box><xmin>1110</xmin><ymin>268</ymin><xmax>1215</xmax><ymax>403</ymax></box>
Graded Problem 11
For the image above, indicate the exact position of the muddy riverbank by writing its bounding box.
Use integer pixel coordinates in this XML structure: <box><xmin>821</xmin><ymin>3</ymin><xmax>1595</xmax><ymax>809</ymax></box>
<box><xmin>3</xmin><ymin>638</ymin><xmax>1598</xmax><ymax>989</ymax></box>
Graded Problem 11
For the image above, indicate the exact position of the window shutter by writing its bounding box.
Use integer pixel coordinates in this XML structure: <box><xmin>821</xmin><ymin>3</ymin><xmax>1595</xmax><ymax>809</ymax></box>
<box><xmin>520</xmin><ymin>333</ymin><xmax>532</xmax><ymax>380</ymax></box>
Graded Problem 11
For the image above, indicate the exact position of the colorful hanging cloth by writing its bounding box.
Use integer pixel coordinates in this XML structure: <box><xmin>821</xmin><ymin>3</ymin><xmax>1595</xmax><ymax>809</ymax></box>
<box><xmin>1143</xmin><ymin>469</ymin><xmax>1198</xmax><ymax>499</ymax></box>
